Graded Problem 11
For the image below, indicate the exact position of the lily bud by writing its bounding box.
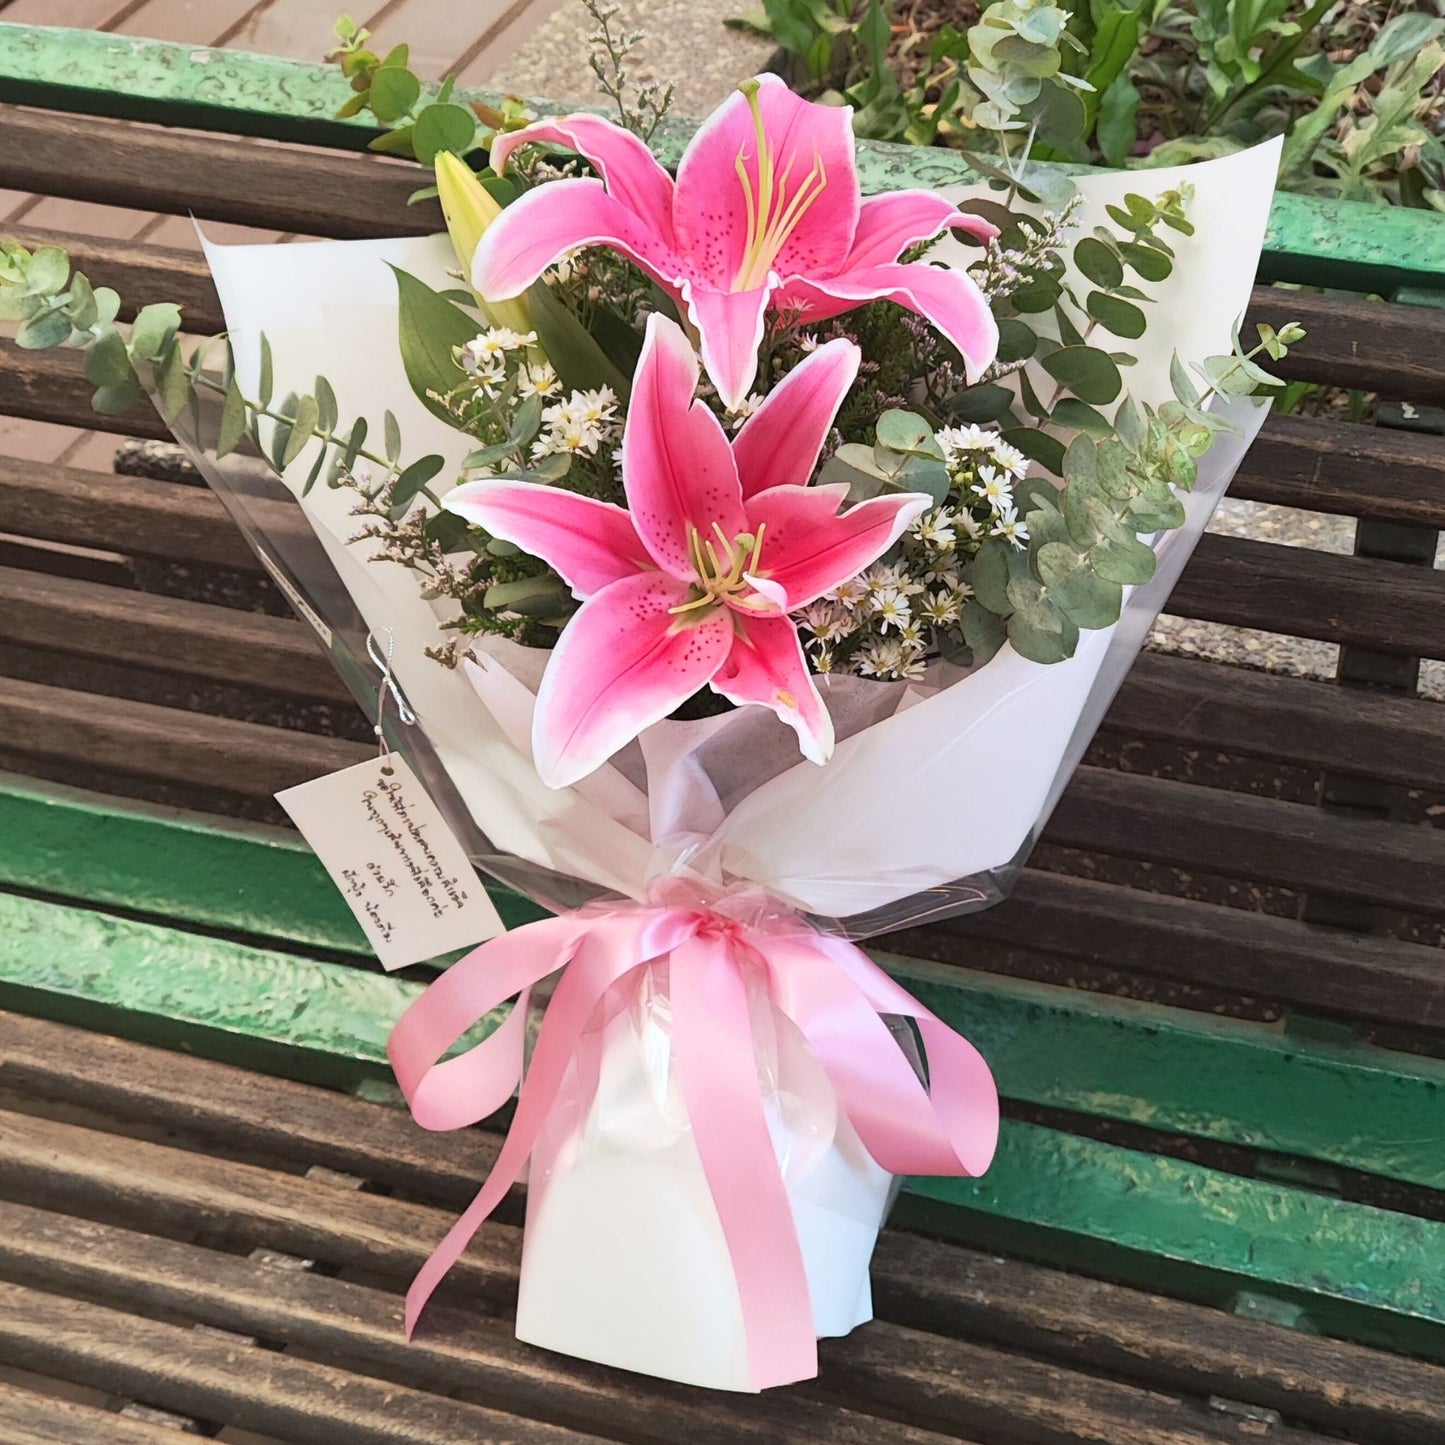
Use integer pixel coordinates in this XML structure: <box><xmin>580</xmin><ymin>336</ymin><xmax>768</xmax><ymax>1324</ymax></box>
<box><xmin>434</xmin><ymin>150</ymin><xmax>532</xmax><ymax>334</ymax></box>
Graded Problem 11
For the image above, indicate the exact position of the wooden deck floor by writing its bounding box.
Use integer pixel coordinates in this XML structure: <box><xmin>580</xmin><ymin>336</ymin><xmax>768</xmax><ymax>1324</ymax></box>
<box><xmin>0</xmin><ymin>0</ymin><xmax>560</xmax><ymax>472</ymax></box>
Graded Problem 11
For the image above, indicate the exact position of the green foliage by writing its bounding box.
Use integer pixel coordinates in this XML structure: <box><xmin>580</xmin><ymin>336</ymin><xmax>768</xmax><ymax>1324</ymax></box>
<box><xmin>750</xmin><ymin>0</ymin><xmax>1445</xmax><ymax>207</ymax></box>
<box><xmin>327</xmin><ymin>15</ymin><xmax>534</xmax><ymax>166</ymax></box>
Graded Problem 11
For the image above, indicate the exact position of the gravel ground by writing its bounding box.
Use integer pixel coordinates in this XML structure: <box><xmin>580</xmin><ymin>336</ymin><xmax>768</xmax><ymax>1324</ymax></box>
<box><xmin>490</xmin><ymin>0</ymin><xmax>772</xmax><ymax>116</ymax></box>
<box><xmin>1149</xmin><ymin>497</ymin><xmax>1445</xmax><ymax>701</ymax></box>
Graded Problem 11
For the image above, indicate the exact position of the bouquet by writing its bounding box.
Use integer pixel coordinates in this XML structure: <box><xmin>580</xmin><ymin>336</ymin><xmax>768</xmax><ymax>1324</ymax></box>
<box><xmin>0</xmin><ymin>24</ymin><xmax>1300</xmax><ymax>1392</ymax></box>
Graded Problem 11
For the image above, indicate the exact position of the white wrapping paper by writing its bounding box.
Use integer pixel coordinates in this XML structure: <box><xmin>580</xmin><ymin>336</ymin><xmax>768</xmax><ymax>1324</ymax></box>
<box><xmin>193</xmin><ymin>138</ymin><xmax>1281</xmax><ymax>1386</ymax></box>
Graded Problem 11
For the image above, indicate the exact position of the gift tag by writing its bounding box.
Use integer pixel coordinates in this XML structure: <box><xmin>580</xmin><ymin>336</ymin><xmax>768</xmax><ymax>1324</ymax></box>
<box><xmin>277</xmin><ymin>755</ymin><xmax>504</xmax><ymax>970</ymax></box>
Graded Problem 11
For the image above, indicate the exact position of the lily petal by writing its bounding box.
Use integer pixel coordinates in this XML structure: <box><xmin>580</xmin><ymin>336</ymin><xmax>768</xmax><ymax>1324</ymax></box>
<box><xmin>533</xmin><ymin>572</ymin><xmax>733</xmax><ymax>787</ymax></box>
<box><xmin>487</xmin><ymin>113</ymin><xmax>677</xmax><ymax>239</ymax></box>
<box><xmin>842</xmin><ymin>190</ymin><xmax>999</xmax><ymax>271</ymax></box>
<box><xmin>732</xmin><ymin>336</ymin><xmax>860</xmax><ymax>498</ymax></box>
<box><xmin>746</xmin><ymin>484</ymin><xmax>932</xmax><ymax>610</ymax></box>
<box><xmin>445</xmin><ymin>480</ymin><xmax>648</xmax><ymax>598</ymax></box>
<box><xmin>683</xmin><ymin>280</ymin><xmax>772</xmax><ymax>412</ymax></box>
<box><xmin>623</xmin><ymin>314</ymin><xmax>747</xmax><ymax>577</ymax></box>
<box><xmin>712</xmin><ymin>613</ymin><xmax>834</xmax><ymax>765</ymax></box>
<box><xmin>778</xmin><ymin>261</ymin><xmax>1000</xmax><ymax>382</ymax></box>
<box><xmin>473</xmin><ymin>177</ymin><xmax>683</xmax><ymax>302</ymax></box>
<box><xmin>673</xmin><ymin>74</ymin><xmax>858</xmax><ymax>288</ymax></box>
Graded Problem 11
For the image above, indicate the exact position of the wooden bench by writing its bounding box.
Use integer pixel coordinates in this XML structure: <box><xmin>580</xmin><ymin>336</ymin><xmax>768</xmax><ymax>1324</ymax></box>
<box><xmin>3</xmin><ymin>22</ymin><xmax>1445</xmax><ymax>1444</ymax></box>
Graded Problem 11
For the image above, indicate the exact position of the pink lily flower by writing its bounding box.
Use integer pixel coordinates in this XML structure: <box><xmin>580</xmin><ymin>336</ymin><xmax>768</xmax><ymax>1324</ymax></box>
<box><xmin>447</xmin><ymin>315</ymin><xmax>930</xmax><ymax>788</ymax></box>
<box><xmin>476</xmin><ymin>75</ymin><xmax>1000</xmax><ymax>410</ymax></box>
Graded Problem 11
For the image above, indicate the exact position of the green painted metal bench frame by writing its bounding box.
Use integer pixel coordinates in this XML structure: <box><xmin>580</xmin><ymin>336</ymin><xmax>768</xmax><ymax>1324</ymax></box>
<box><xmin>3</xmin><ymin>17</ymin><xmax>1445</xmax><ymax>1375</ymax></box>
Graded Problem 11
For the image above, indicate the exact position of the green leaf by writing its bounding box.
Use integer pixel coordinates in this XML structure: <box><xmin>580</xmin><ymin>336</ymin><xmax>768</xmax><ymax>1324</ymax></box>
<box><xmin>526</xmin><ymin>280</ymin><xmax>631</xmax><ymax>398</ymax></box>
<box><xmin>995</xmin><ymin>319</ymin><xmax>1038</xmax><ymax>364</ymax></box>
<box><xmin>342</xmin><ymin>416</ymin><xmax>368</xmax><ymax>472</ymax></box>
<box><xmin>1002</xmin><ymin>427</ymin><xmax>1065</xmax><ymax>475</ymax></box>
<box><xmin>91</xmin><ymin>379</ymin><xmax>144</xmax><ymax>416</ymax></box>
<box><xmin>1074</xmin><ymin>236</ymin><xmax>1124</xmax><ymax>290</ymax></box>
<box><xmin>961</xmin><ymin>600</ymin><xmax>1008</xmax><ymax>663</ymax></box>
<box><xmin>426</xmin><ymin>510</ymin><xmax>472</xmax><ymax>553</ymax></box>
<box><xmin>368</xmin><ymin>64</ymin><xmax>421</xmax><ymax>123</ymax></box>
<box><xmin>485</xmin><ymin>574</ymin><xmax>572</xmax><ymax>616</ymax></box>
<box><xmin>302</xmin><ymin>446</ymin><xmax>329</xmax><ymax>498</ymax></box>
<box><xmin>16</xmin><ymin>309</ymin><xmax>72</xmax><ymax>350</ymax></box>
<box><xmin>258</xmin><ymin>335</ymin><xmax>274</xmax><ymax>409</ymax></box>
<box><xmin>1086</xmin><ymin>291</ymin><xmax>1147</xmax><ymax>339</ymax></box>
<box><xmin>876</xmin><ymin>409</ymin><xmax>944</xmax><ymax>458</ymax></box>
<box><xmin>946</xmin><ymin>383</ymin><xmax>1015</xmax><ymax>423</ymax></box>
<box><xmin>1095</xmin><ymin>73</ymin><xmax>1140</xmax><ymax>168</ymax></box>
<box><xmin>84</xmin><ymin>327</ymin><xmax>135</xmax><ymax>387</ymax></box>
<box><xmin>156</xmin><ymin>342</ymin><xmax>190</xmax><ymax>424</ymax></box>
<box><xmin>369</xmin><ymin>124</ymin><xmax>418</xmax><ymax>157</ymax></box>
<box><xmin>25</xmin><ymin>245</ymin><xmax>69</xmax><ymax>296</ymax></box>
<box><xmin>389</xmin><ymin>264</ymin><xmax>480</xmax><ymax>424</ymax></box>
<box><xmin>281</xmin><ymin>393</ymin><xmax>319</xmax><ymax>468</ymax></box>
<box><xmin>314</xmin><ymin>375</ymin><xmax>338</xmax><ymax>435</ymax></box>
<box><xmin>1006</xmin><ymin>576</ymin><xmax>1078</xmax><ymax>663</ymax></box>
<box><xmin>1041</xmin><ymin>346</ymin><xmax>1123</xmax><ymax>406</ymax></box>
<box><xmin>1036</xmin><ymin>541</ymin><xmax>1123</xmax><ymax>629</ymax></box>
<box><xmin>1050</xmin><ymin>398</ymin><xmax>1113</xmax><ymax>437</ymax></box>
<box><xmin>391</xmin><ymin>453</ymin><xmax>447</xmax><ymax>514</ymax></box>
<box><xmin>217</xmin><ymin>375</ymin><xmax>248</xmax><ymax>459</ymax></box>
<box><xmin>130</xmin><ymin>302</ymin><xmax>182</xmax><ymax>361</ymax></box>
<box><xmin>1114</xmin><ymin>395</ymin><xmax>1146</xmax><ymax>452</ymax></box>
<box><xmin>968</xmin><ymin>538</ymin><xmax>1015</xmax><ymax>615</ymax></box>
<box><xmin>384</xmin><ymin>410</ymin><xmax>402</xmax><ymax>464</ymax></box>
<box><xmin>67</xmin><ymin>272</ymin><xmax>98</xmax><ymax>332</ymax></box>
<box><xmin>1120</xmin><ymin>242</ymin><xmax>1172</xmax><ymax>283</ymax></box>
<box><xmin>412</xmin><ymin>102</ymin><xmax>478</xmax><ymax>165</ymax></box>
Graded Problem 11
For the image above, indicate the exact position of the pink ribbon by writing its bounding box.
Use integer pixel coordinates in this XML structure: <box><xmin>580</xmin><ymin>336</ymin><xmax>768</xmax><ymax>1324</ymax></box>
<box><xmin>387</xmin><ymin>897</ymin><xmax>999</xmax><ymax>1390</ymax></box>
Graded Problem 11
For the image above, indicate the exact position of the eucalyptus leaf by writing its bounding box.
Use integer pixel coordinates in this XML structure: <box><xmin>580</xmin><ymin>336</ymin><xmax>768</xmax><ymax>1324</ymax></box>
<box><xmin>945</xmin><ymin>383</ymin><xmax>1015</xmax><ymax>423</ymax></box>
<box><xmin>258</xmin><ymin>334</ymin><xmax>274</xmax><ymax>409</ymax></box>
<box><xmin>1036</xmin><ymin>541</ymin><xmax>1123</xmax><ymax>630</ymax></box>
<box><xmin>16</xmin><ymin>309</ymin><xmax>72</xmax><ymax>350</ymax></box>
<box><xmin>368</xmin><ymin>64</ymin><xmax>421</xmax><ymax>123</ymax></box>
<box><xmin>342</xmin><ymin>416</ymin><xmax>369</xmax><ymax>472</ymax></box>
<box><xmin>1074</xmin><ymin>236</ymin><xmax>1124</xmax><ymax>290</ymax></box>
<box><xmin>1050</xmin><ymin>398</ymin><xmax>1113</xmax><ymax>437</ymax></box>
<box><xmin>25</xmin><ymin>245</ymin><xmax>69</xmax><ymax>296</ymax></box>
<box><xmin>391</xmin><ymin>453</ymin><xmax>447</xmax><ymax>513</ymax></box>
<box><xmin>91</xmin><ymin>379</ymin><xmax>144</xmax><ymax>416</ymax></box>
<box><xmin>84</xmin><ymin>327</ymin><xmax>135</xmax><ymax>387</ymax></box>
<box><xmin>412</xmin><ymin>102</ymin><xmax>478</xmax><ymax>165</ymax></box>
<box><xmin>995</xmin><ymin>318</ymin><xmax>1038</xmax><ymax>363</ymax></box>
<box><xmin>130</xmin><ymin>302</ymin><xmax>183</xmax><ymax>362</ymax></box>
<box><xmin>217</xmin><ymin>375</ymin><xmax>248</xmax><ymax>459</ymax></box>
<box><xmin>314</xmin><ymin>375</ymin><xmax>338</xmax><ymax>435</ymax></box>
<box><xmin>876</xmin><ymin>409</ymin><xmax>943</xmax><ymax>458</ymax></box>
<box><xmin>1086</xmin><ymin>291</ymin><xmax>1147</xmax><ymax>339</ymax></box>
<box><xmin>961</xmin><ymin>600</ymin><xmax>1007</xmax><ymax>663</ymax></box>
<box><xmin>282</xmin><ymin>393</ymin><xmax>320</xmax><ymax>468</ymax></box>
<box><xmin>1002</xmin><ymin>426</ymin><xmax>1065</xmax><ymax>475</ymax></box>
<box><xmin>1120</xmin><ymin>242</ymin><xmax>1172</xmax><ymax>283</ymax></box>
<box><xmin>968</xmin><ymin>538</ymin><xmax>1014</xmax><ymax>615</ymax></box>
<box><xmin>384</xmin><ymin>410</ymin><xmax>403</xmax><ymax>464</ymax></box>
<box><xmin>1041</xmin><ymin>346</ymin><xmax>1123</xmax><ymax>406</ymax></box>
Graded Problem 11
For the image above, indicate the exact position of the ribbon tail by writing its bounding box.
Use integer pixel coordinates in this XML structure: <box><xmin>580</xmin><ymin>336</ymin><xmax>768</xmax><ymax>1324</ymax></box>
<box><xmin>671</xmin><ymin>932</ymin><xmax>818</xmax><ymax>1391</ymax></box>
<box><xmin>398</xmin><ymin>908</ymin><xmax>700</xmax><ymax>1335</ymax></box>
<box><xmin>769</xmin><ymin>932</ymin><xmax>1000</xmax><ymax>1179</ymax></box>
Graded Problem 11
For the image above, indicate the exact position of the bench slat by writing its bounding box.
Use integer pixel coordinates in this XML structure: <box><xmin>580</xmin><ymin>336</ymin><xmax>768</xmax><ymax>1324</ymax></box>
<box><xmin>0</xmin><ymin>675</ymin><xmax>365</xmax><ymax>795</ymax></box>
<box><xmin>1107</xmin><ymin>651</ymin><xmax>1445</xmax><ymax>793</ymax></box>
<box><xmin>0</xmin><ymin>1102</ymin><xmax>1348</xmax><ymax>1444</ymax></box>
<box><xmin>899</xmin><ymin>869</ymin><xmax>1445</xmax><ymax>1034</ymax></box>
<box><xmin>0</xmin><ymin>1200</ymin><xmax>954</xmax><ymax>1445</ymax></box>
<box><xmin>0</xmin><ymin>565</ymin><xmax>352</xmax><ymax>702</ymax></box>
<box><xmin>871</xmin><ymin>1232</ymin><xmax>1445</xmax><ymax>1445</ymax></box>
<box><xmin>1171</xmin><ymin>532</ymin><xmax>1445</xmax><ymax>659</ymax></box>
<box><xmin>0</xmin><ymin>104</ymin><xmax>439</xmax><ymax>239</ymax></box>
<box><xmin>0</xmin><ymin>1380</ymin><xmax>186</xmax><ymax>1445</ymax></box>
<box><xmin>1049</xmin><ymin>766</ymin><xmax>1445</xmax><ymax>919</ymax></box>
<box><xmin>0</xmin><ymin>456</ymin><xmax>257</xmax><ymax>570</ymax></box>
<box><xmin>0</xmin><ymin>1281</ymin><xmax>603</xmax><ymax>1445</ymax></box>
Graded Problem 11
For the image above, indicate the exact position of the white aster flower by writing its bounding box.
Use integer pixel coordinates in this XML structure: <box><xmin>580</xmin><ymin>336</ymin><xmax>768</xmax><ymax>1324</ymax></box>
<box><xmin>919</xmin><ymin>589</ymin><xmax>962</xmax><ymax>626</ymax></box>
<box><xmin>872</xmin><ymin>592</ymin><xmax>912</xmax><ymax>631</ymax></box>
<box><xmin>518</xmin><ymin>362</ymin><xmax>561</xmax><ymax>399</ymax></box>
<box><xmin>989</xmin><ymin>439</ymin><xmax>1030</xmax><ymax>478</ymax></box>
<box><xmin>972</xmin><ymin>465</ymin><xmax>1013</xmax><ymax>509</ymax></box>
<box><xmin>991</xmin><ymin>502</ymin><xmax>1030</xmax><ymax>548</ymax></box>
<box><xmin>727</xmin><ymin>393</ymin><xmax>764</xmax><ymax>430</ymax></box>
<box><xmin>936</xmin><ymin>422</ymin><xmax>1002</xmax><ymax>459</ymax></box>
<box><xmin>911</xmin><ymin>507</ymin><xmax>957</xmax><ymax>549</ymax></box>
<box><xmin>830</xmin><ymin>576</ymin><xmax>870</xmax><ymax>609</ymax></box>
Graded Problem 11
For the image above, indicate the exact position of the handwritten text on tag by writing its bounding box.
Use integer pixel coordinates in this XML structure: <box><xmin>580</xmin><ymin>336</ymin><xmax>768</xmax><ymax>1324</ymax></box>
<box><xmin>277</xmin><ymin>756</ymin><xmax>504</xmax><ymax>970</ymax></box>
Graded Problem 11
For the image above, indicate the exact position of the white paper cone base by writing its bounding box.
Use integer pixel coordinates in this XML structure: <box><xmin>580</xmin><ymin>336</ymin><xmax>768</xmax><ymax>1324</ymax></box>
<box><xmin>514</xmin><ymin>970</ymin><xmax>892</xmax><ymax>1390</ymax></box>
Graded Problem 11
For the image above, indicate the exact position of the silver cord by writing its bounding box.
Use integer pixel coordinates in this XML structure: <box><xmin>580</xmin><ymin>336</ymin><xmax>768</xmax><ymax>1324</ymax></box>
<box><xmin>366</xmin><ymin>629</ymin><xmax>417</xmax><ymax>771</ymax></box>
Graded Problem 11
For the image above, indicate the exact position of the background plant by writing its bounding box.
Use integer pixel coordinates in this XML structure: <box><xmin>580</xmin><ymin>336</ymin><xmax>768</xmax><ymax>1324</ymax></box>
<box><xmin>737</xmin><ymin>0</ymin><xmax>1445</xmax><ymax>206</ymax></box>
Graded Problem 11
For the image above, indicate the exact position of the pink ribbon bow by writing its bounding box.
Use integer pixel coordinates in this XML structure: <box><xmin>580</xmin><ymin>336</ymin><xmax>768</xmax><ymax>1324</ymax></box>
<box><xmin>388</xmin><ymin>896</ymin><xmax>999</xmax><ymax>1390</ymax></box>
